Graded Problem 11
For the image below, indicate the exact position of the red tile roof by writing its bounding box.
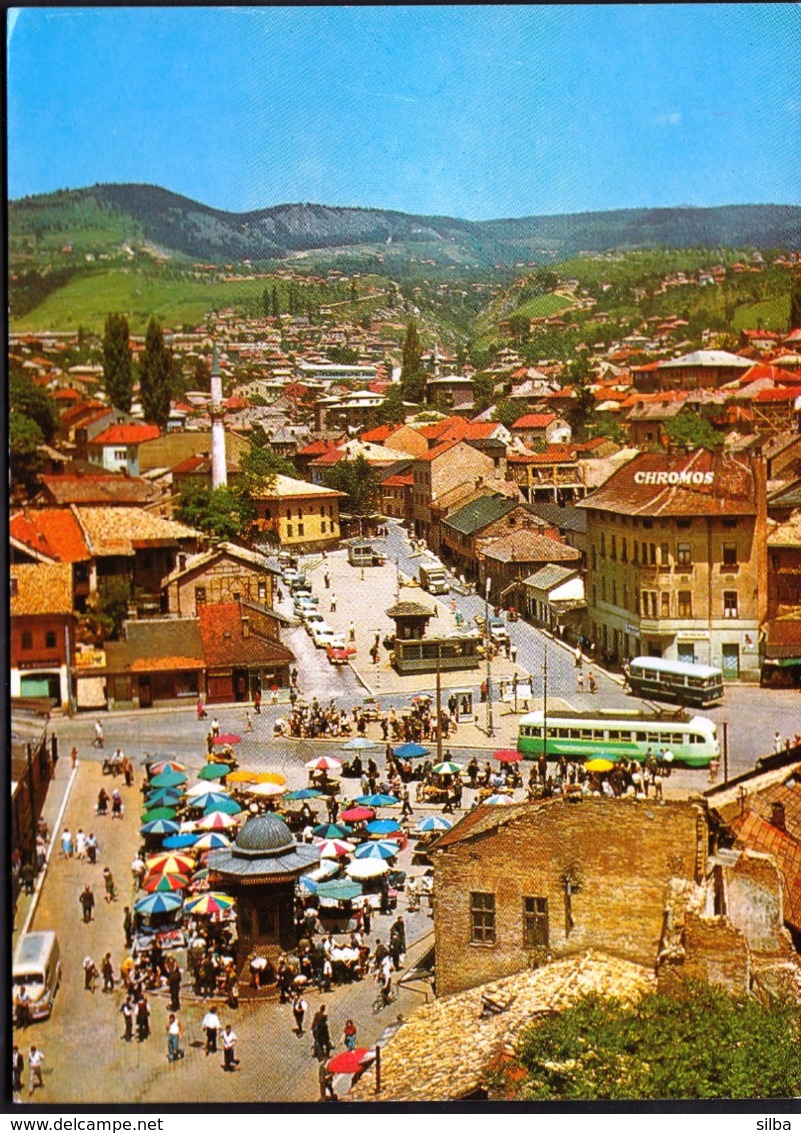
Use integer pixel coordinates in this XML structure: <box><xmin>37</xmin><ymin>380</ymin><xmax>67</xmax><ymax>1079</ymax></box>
<box><xmin>511</xmin><ymin>414</ymin><xmax>557</xmax><ymax>429</ymax></box>
<box><xmin>90</xmin><ymin>424</ymin><xmax>161</xmax><ymax>446</ymax></box>
<box><xmin>416</xmin><ymin>439</ymin><xmax>461</xmax><ymax>463</ymax></box>
<box><xmin>754</xmin><ymin>387</ymin><xmax>798</xmax><ymax>403</ymax></box>
<box><xmin>309</xmin><ymin>450</ymin><xmax>345</xmax><ymax>467</ymax></box>
<box><xmin>729</xmin><ymin>810</ymin><xmax>801</xmax><ymax>931</ymax></box>
<box><xmin>382</xmin><ymin>473</ymin><xmax>413</xmax><ymax>487</ymax></box>
<box><xmin>197</xmin><ymin>603</ymin><xmax>295</xmax><ymax>667</ymax></box>
<box><xmin>10</xmin><ymin>508</ymin><xmax>91</xmax><ymax>562</ymax></box>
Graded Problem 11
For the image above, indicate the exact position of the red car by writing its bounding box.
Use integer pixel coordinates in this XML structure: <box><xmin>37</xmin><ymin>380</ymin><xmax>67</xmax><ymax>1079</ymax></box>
<box><xmin>326</xmin><ymin>643</ymin><xmax>355</xmax><ymax>665</ymax></box>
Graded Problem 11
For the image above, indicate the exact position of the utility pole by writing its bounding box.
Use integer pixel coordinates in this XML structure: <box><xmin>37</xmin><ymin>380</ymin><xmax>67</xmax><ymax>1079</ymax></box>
<box><xmin>435</xmin><ymin>643</ymin><xmax>443</xmax><ymax>762</ymax></box>
<box><xmin>484</xmin><ymin>575</ymin><xmax>493</xmax><ymax>738</ymax></box>
<box><xmin>722</xmin><ymin>720</ymin><xmax>729</xmax><ymax>784</ymax></box>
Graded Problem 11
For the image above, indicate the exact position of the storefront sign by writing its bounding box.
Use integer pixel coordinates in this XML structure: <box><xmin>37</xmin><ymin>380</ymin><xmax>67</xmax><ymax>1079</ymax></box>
<box><xmin>634</xmin><ymin>470</ymin><xmax>714</xmax><ymax>486</ymax></box>
<box><xmin>677</xmin><ymin>631</ymin><xmax>710</xmax><ymax>642</ymax></box>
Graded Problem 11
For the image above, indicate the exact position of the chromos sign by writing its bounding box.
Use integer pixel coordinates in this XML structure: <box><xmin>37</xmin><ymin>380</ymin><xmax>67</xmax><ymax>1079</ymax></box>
<box><xmin>634</xmin><ymin>470</ymin><xmax>714</xmax><ymax>486</ymax></box>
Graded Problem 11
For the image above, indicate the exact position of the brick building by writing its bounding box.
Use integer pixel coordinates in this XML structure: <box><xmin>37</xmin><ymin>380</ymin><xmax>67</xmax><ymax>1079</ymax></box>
<box><xmin>411</xmin><ymin>440</ymin><xmax>497</xmax><ymax>551</ymax></box>
<box><xmin>431</xmin><ymin>797</ymin><xmax>706</xmax><ymax>996</ymax></box>
<box><xmin>578</xmin><ymin>449</ymin><xmax>768</xmax><ymax>678</ymax></box>
<box><xmin>10</xmin><ymin>563</ymin><xmax>76</xmax><ymax>709</ymax></box>
<box><xmin>162</xmin><ymin>542</ymin><xmax>279</xmax><ymax>616</ymax></box>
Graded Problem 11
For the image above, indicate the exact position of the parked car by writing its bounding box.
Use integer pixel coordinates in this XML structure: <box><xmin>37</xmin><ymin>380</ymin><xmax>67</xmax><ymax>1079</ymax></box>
<box><xmin>489</xmin><ymin>617</ymin><xmax>509</xmax><ymax>645</ymax></box>
<box><xmin>327</xmin><ymin>643</ymin><xmax>351</xmax><ymax>665</ymax></box>
<box><xmin>303</xmin><ymin>611</ymin><xmax>326</xmax><ymax>634</ymax></box>
<box><xmin>310</xmin><ymin>622</ymin><xmax>336</xmax><ymax>648</ymax></box>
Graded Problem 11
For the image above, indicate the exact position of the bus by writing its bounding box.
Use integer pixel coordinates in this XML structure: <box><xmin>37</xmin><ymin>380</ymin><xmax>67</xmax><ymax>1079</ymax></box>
<box><xmin>627</xmin><ymin>657</ymin><xmax>724</xmax><ymax>708</ymax></box>
<box><xmin>517</xmin><ymin>709</ymin><xmax>719</xmax><ymax>768</ymax></box>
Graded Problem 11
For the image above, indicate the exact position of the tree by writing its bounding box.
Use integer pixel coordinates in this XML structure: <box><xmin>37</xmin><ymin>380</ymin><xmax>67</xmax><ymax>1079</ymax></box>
<box><xmin>473</xmin><ymin>373</ymin><xmax>496</xmax><ymax>414</ymax></box>
<box><xmin>85</xmin><ymin>576</ymin><xmax>132</xmax><ymax>641</ymax></box>
<box><xmin>175</xmin><ymin>483</ymin><xmax>244</xmax><ymax>541</ymax></box>
<box><xmin>514</xmin><ymin>983</ymin><xmax>801</xmax><ymax>1100</ymax></box>
<box><xmin>139</xmin><ymin>317</ymin><xmax>175</xmax><ymax>428</ymax></box>
<box><xmin>508</xmin><ymin>314</ymin><xmax>530</xmax><ymax>346</ymax></box>
<box><xmin>192</xmin><ymin>356</ymin><xmax>210</xmax><ymax>391</ymax></box>
<box><xmin>375</xmin><ymin>384</ymin><xmax>407</xmax><ymax>426</ymax></box>
<box><xmin>491</xmin><ymin>400</ymin><xmax>522</xmax><ymax>429</ymax></box>
<box><xmin>400</xmin><ymin>369</ymin><xmax>428</xmax><ymax>404</ymax></box>
<box><xmin>9</xmin><ymin>368</ymin><xmax>57</xmax><ymax>443</ymax></box>
<box><xmin>664</xmin><ymin>409</ymin><xmax>722</xmax><ymax>451</ymax></box>
<box><xmin>9</xmin><ymin>414</ymin><xmax>44</xmax><ymax>498</ymax></box>
<box><xmin>401</xmin><ymin>319</ymin><xmax>423</xmax><ymax>382</ymax></box>
<box><xmin>322</xmin><ymin>454</ymin><xmax>380</xmax><ymax>515</ymax></box>
<box><xmin>102</xmin><ymin>313</ymin><xmax>133</xmax><ymax>413</ymax></box>
<box><xmin>790</xmin><ymin>273</ymin><xmax>801</xmax><ymax>331</ymax></box>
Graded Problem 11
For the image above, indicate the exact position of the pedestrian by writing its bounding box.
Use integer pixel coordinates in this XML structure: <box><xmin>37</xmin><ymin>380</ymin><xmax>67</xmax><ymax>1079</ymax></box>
<box><xmin>202</xmin><ymin>1006</ymin><xmax>221</xmax><ymax>1054</ymax></box>
<box><xmin>576</xmin><ymin>671</ymin><xmax>584</xmax><ymax>693</ymax></box>
<box><xmin>292</xmin><ymin>992</ymin><xmax>308</xmax><ymax>1035</ymax></box>
<box><xmin>361</xmin><ymin>900</ymin><xmax>372</xmax><ymax>935</ymax></box>
<box><xmin>103</xmin><ymin>867</ymin><xmax>117</xmax><ymax>903</ymax></box>
<box><xmin>166</xmin><ymin>1013</ymin><xmax>184</xmax><ymax>1061</ymax></box>
<box><xmin>318</xmin><ymin>1059</ymin><xmax>337</xmax><ymax>1102</ymax></box>
<box><xmin>121</xmin><ymin>996</ymin><xmax>134</xmax><ymax>1041</ymax></box>
<box><xmin>61</xmin><ymin>828</ymin><xmax>73</xmax><ymax>859</ymax></box>
<box><xmin>123</xmin><ymin>906</ymin><xmax>134</xmax><ymax>948</ymax></box>
<box><xmin>136</xmin><ymin>995</ymin><xmax>151</xmax><ymax>1042</ymax></box>
<box><xmin>324</xmin><ymin>570</ymin><xmax>330</xmax><ymax>589</ymax></box>
<box><xmin>330</xmin><ymin>594</ymin><xmax>337</xmax><ymax>613</ymax></box>
<box><xmin>167</xmin><ymin>961</ymin><xmax>182</xmax><ymax>1011</ymax></box>
<box><xmin>79</xmin><ymin>884</ymin><xmax>95</xmax><ymax>923</ymax></box>
<box><xmin>111</xmin><ymin>789</ymin><xmax>123</xmax><ymax>819</ymax></box>
<box><xmin>311</xmin><ymin>1004</ymin><xmax>332</xmax><ymax>1060</ymax></box>
<box><xmin>253</xmin><ymin>688</ymin><xmax>261</xmax><ymax>715</ymax></box>
<box><xmin>588</xmin><ymin>670</ymin><xmax>597</xmax><ymax>694</ymax></box>
<box><xmin>93</xmin><ymin>720</ymin><xmax>104</xmax><ymax>749</ymax></box>
<box><xmin>510</xmin><ymin>643</ymin><xmax>517</xmax><ymax>664</ymax></box>
<box><xmin>131</xmin><ymin>854</ymin><xmax>146</xmax><ymax>890</ymax></box>
<box><xmin>12</xmin><ymin>1044</ymin><xmax>24</xmax><ymax>1094</ymax></box>
<box><xmin>245</xmin><ymin>711</ymin><xmax>253</xmax><ymax>733</ymax></box>
<box><xmin>343</xmin><ymin>1018</ymin><xmax>357</xmax><ymax>1051</ymax></box>
<box><xmin>348</xmin><ymin>622</ymin><xmax>356</xmax><ymax>642</ymax></box>
<box><xmin>83</xmin><ymin>955</ymin><xmax>98</xmax><ymax>992</ymax></box>
<box><xmin>221</xmin><ymin>1023</ymin><xmax>239</xmax><ymax>1071</ymax></box>
<box><xmin>70</xmin><ymin>745</ymin><xmax>79</xmax><ymax>770</ymax></box>
<box><xmin>101</xmin><ymin>951</ymin><xmax>115</xmax><ymax>992</ymax></box>
<box><xmin>211</xmin><ymin>716</ymin><xmax>220</xmax><ymax>738</ymax></box>
<box><xmin>774</xmin><ymin>730</ymin><xmax>783</xmax><ymax>754</ymax></box>
<box><xmin>28</xmin><ymin>1045</ymin><xmax>44</xmax><ymax>1096</ymax></box>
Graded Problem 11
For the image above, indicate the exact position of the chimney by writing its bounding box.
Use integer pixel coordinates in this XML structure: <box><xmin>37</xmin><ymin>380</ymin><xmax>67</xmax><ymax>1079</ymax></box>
<box><xmin>771</xmin><ymin>801</ymin><xmax>786</xmax><ymax>832</ymax></box>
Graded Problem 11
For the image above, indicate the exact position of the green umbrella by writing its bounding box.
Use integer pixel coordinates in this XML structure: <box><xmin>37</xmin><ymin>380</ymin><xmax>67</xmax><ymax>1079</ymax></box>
<box><xmin>140</xmin><ymin>806</ymin><xmax>178</xmax><ymax>823</ymax></box>
<box><xmin>315</xmin><ymin>879</ymin><xmax>364</xmax><ymax>903</ymax></box>
<box><xmin>150</xmin><ymin>770</ymin><xmax>188</xmax><ymax>788</ymax></box>
<box><xmin>197</xmin><ymin>763</ymin><xmax>231</xmax><ymax>781</ymax></box>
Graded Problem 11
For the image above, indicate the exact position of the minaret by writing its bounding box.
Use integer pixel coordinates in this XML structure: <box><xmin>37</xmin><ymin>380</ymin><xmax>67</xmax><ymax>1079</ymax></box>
<box><xmin>210</xmin><ymin>343</ymin><xmax>228</xmax><ymax>489</ymax></box>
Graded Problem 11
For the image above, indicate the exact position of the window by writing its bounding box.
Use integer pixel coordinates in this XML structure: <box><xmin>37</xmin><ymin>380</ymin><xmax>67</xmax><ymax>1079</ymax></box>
<box><xmin>321</xmin><ymin>521</ymin><xmax>327</xmax><ymax>534</ymax></box>
<box><xmin>523</xmin><ymin>897</ymin><xmax>549</xmax><ymax>947</ymax></box>
<box><xmin>612</xmin><ymin>582</ymin><xmax>617</xmax><ymax>606</ymax></box>
<box><xmin>287</xmin><ymin>524</ymin><xmax>293</xmax><ymax>538</ymax></box>
<box><xmin>470</xmin><ymin>892</ymin><xmax>496</xmax><ymax>944</ymax></box>
<box><xmin>723</xmin><ymin>591</ymin><xmax>739</xmax><ymax>618</ymax></box>
<box><xmin>21</xmin><ymin>631</ymin><xmax>32</xmax><ymax>650</ymax></box>
<box><xmin>634</xmin><ymin>590</ymin><xmax>640</xmax><ymax>615</ymax></box>
<box><xmin>592</xmin><ymin>586</ymin><xmax>597</xmax><ymax>607</ymax></box>
<box><xmin>622</xmin><ymin>585</ymin><xmax>629</xmax><ymax>611</ymax></box>
<box><xmin>11</xmin><ymin>578</ymin><xmax>18</xmax><ymax>598</ymax></box>
<box><xmin>660</xmin><ymin>542</ymin><xmax>669</xmax><ymax>566</ymax></box>
<box><xmin>298</xmin><ymin>523</ymin><xmax>305</xmax><ymax>536</ymax></box>
<box><xmin>592</xmin><ymin>546</ymin><xmax>597</xmax><ymax>570</ymax></box>
<box><xmin>610</xmin><ymin>535</ymin><xmax>617</xmax><ymax>561</ymax></box>
<box><xmin>633</xmin><ymin>542</ymin><xmax>639</xmax><ymax>564</ymax></box>
<box><xmin>660</xmin><ymin>593</ymin><xmax>670</xmax><ymax>617</ymax></box>
<box><xmin>257</xmin><ymin>581</ymin><xmax>267</xmax><ymax>602</ymax></box>
<box><xmin>678</xmin><ymin>591</ymin><xmax>693</xmax><ymax>618</ymax></box>
<box><xmin>601</xmin><ymin>578</ymin><xmax>607</xmax><ymax>602</ymax></box>
<box><xmin>194</xmin><ymin>586</ymin><xmax>207</xmax><ymax>606</ymax></box>
<box><xmin>722</xmin><ymin>543</ymin><xmax>737</xmax><ymax>567</ymax></box>
<box><xmin>621</xmin><ymin>538</ymin><xmax>628</xmax><ymax>563</ymax></box>
<box><xmin>114</xmin><ymin>449</ymin><xmax>127</xmax><ymax>461</ymax></box>
<box><xmin>677</xmin><ymin>543</ymin><xmax>692</xmax><ymax>567</ymax></box>
<box><xmin>649</xmin><ymin>543</ymin><xmax>657</xmax><ymax>566</ymax></box>
<box><xmin>44</xmin><ymin>631</ymin><xmax>57</xmax><ymax>649</ymax></box>
<box><xmin>600</xmin><ymin>532</ymin><xmax>606</xmax><ymax>558</ymax></box>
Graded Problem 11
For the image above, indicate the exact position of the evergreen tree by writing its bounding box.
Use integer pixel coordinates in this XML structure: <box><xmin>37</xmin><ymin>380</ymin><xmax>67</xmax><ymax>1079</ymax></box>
<box><xmin>140</xmin><ymin>317</ymin><xmax>174</xmax><ymax>428</ymax></box>
<box><xmin>401</xmin><ymin>319</ymin><xmax>423</xmax><ymax>380</ymax></box>
<box><xmin>262</xmin><ymin>287</ymin><xmax>271</xmax><ymax>318</ymax></box>
<box><xmin>790</xmin><ymin>274</ymin><xmax>801</xmax><ymax>330</ymax></box>
<box><xmin>271</xmin><ymin>285</ymin><xmax>280</xmax><ymax>318</ymax></box>
<box><xmin>102</xmin><ymin>313</ymin><xmax>133</xmax><ymax>413</ymax></box>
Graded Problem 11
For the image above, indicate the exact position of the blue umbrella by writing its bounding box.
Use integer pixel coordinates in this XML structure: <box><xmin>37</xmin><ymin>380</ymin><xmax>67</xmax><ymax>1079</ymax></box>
<box><xmin>342</xmin><ymin>737</ymin><xmax>380</xmax><ymax>750</ymax></box>
<box><xmin>355</xmin><ymin>793</ymin><xmax>399</xmax><ymax>808</ymax></box>
<box><xmin>394</xmin><ymin>743</ymin><xmax>430</xmax><ymax>759</ymax></box>
<box><xmin>354</xmin><ymin>840</ymin><xmax>398</xmax><ymax>860</ymax></box>
<box><xmin>312</xmin><ymin>822</ymin><xmax>353</xmax><ymax>839</ymax></box>
<box><xmin>150</xmin><ymin>770</ymin><xmax>188</xmax><ymax>788</ymax></box>
<box><xmin>187</xmin><ymin>790</ymin><xmax>229</xmax><ymax>810</ymax></box>
<box><xmin>163</xmin><ymin>833</ymin><xmax>200</xmax><ymax>849</ymax></box>
<box><xmin>134</xmin><ymin>891</ymin><xmax>183</xmax><ymax>915</ymax></box>
<box><xmin>366</xmin><ymin>818</ymin><xmax>401</xmax><ymax>836</ymax></box>
<box><xmin>140</xmin><ymin>818</ymin><xmax>180</xmax><ymax>836</ymax></box>
<box><xmin>146</xmin><ymin>788</ymin><xmax>183</xmax><ymax>808</ymax></box>
<box><xmin>415</xmin><ymin>815</ymin><xmax>453</xmax><ymax>833</ymax></box>
<box><xmin>298</xmin><ymin>875</ymin><xmax>317</xmax><ymax>894</ymax></box>
<box><xmin>285</xmin><ymin>789</ymin><xmax>324</xmax><ymax>801</ymax></box>
<box><xmin>203</xmin><ymin>796</ymin><xmax>242</xmax><ymax>816</ymax></box>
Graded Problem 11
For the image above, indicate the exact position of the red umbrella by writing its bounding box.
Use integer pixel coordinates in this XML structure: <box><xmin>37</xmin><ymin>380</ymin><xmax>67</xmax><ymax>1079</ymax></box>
<box><xmin>494</xmin><ymin>749</ymin><xmax>522</xmax><ymax>763</ymax></box>
<box><xmin>340</xmin><ymin>806</ymin><xmax>375</xmax><ymax>823</ymax></box>
<box><xmin>327</xmin><ymin>1048</ymin><xmax>375</xmax><ymax>1075</ymax></box>
<box><xmin>213</xmin><ymin>734</ymin><xmax>242</xmax><ymax>746</ymax></box>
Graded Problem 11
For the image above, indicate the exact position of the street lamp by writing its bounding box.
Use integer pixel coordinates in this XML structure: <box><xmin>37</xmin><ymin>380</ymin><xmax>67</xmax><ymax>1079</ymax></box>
<box><xmin>484</xmin><ymin>575</ymin><xmax>494</xmax><ymax>738</ymax></box>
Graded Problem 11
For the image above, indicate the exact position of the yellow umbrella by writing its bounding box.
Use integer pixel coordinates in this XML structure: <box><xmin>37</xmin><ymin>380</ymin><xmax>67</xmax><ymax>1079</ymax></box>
<box><xmin>225</xmin><ymin>769</ymin><xmax>259</xmax><ymax>784</ymax></box>
<box><xmin>585</xmin><ymin>758</ymin><xmax>615</xmax><ymax>773</ymax></box>
<box><xmin>251</xmin><ymin>771</ymin><xmax>286</xmax><ymax>786</ymax></box>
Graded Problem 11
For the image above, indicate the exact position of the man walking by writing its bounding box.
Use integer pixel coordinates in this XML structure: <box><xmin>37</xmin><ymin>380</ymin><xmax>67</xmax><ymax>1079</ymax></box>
<box><xmin>311</xmin><ymin>1004</ymin><xmax>332</xmax><ymax>1060</ymax></box>
<box><xmin>292</xmin><ymin>991</ymin><xmax>308</xmax><ymax>1035</ymax></box>
<box><xmin>166</xmin><ymin>1014</ymin><xmax>184</xmax><ymax>1062</ymax></box>
<box><xmin>79</xmin><ymin>884</ymin><xmax>95</xmax><ymax>923</ymax></box>
<box><xmin>202</xmin><ymin>1006</ymin><xmax>221</xmax><ymax>1055</ymax></box>
<box><xmin>221</xmin><ymin>1023</ymin><xmax>239</xmax><ymax>1071</ymax></box>
<box><xmin>28</xmin><ymin>1045</ymin><xmax>44</xmax><ymax>1096</ymax></box>
<box><xmin>121</xmin><ymin>996</ymin><xmax>134</xmax><ymax>1042</ymax></box>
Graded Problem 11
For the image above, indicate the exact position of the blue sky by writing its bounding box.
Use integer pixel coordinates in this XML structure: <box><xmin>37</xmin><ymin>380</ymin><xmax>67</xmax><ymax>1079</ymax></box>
<box><xmin>7</xmin><ymin>5</ymin><xmax>801</xmax><ymax>219</ymax></box>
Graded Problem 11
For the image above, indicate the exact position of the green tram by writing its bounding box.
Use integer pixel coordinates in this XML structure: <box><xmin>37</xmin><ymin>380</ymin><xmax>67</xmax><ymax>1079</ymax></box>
<box><xmin>517</xmin><ymin>708</ymin><xmax>719</xmax><ymax>768</ymax></box>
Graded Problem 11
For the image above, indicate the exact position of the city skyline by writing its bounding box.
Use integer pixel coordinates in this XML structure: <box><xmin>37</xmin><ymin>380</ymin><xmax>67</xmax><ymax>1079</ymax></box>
<box><xmin>7</xmin><ymin>4</ymin><xmax>801</xmax><ymax>220</ymax></box>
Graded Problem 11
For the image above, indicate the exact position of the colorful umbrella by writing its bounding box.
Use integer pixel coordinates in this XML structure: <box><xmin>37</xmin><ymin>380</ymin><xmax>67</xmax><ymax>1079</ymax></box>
<box><xmin>316</xmin><ymin>880</ymin><xmax>363</xmax><ymax>903</ymax></box>
<box><xmin>150</xmin><ymin>770</ymin><xmax>188</xmax><ymax>788</ymax></box>
<box><xmin>433</xmin><ymin>761</ymin><xmax>463</xmax><ymax>776</ymax></box>
<box><xmin>394</xmin><ymin>743</ymin><xmax>430</xmax><ymax>759</ymax></box>
<box><xmin>483</xmin><ymin>794</ymin><xmax>516</xmax><ymax>806</ymax></box>
<box><xmin>342</xmin><ymin>737</ymin><xmax>380</xmax><ymax>750</ymax></box>
<box><xmin>340</xmin><ymin>806</ymin><xmax>375</xmax><ymax>823</ymax></box>
<box><xmin>140</xmin><ymin>818</ymin><xmax>180</xmax><ymax>836</ymax></box>
<box><xmin>305</xmin><ymin>756</ymin><xmax>342</xmax><ymax>771</ymax></box>
<box><xmin>251</xmin><ymin>771</ymin><xmax>286</xmax><ymax>785</ymax></box>
<box><xmin>298</xmin><ymin>874</ymin><xmax>317</xmax><ymax>894</ymax></box>
<box><xmin>285</xmin><ymin>788</ymin><xmax>324</xmax><ymax>801</ymax></box>
<box><xmin>146</xmin><ymin>788</ymin><xmax>183</xmax><ymax>807</ymax></box>
<box><xmin>141</xmin><ymin>870</ymin><xmax>190</xmax><ymax>893</ymax></box>
<box><xmin>134</xmin><ymin>891</ymin><xmax>183</xmax><ymax>915</ymax></box>
<box><xmin>328</xmin><ymin>1048</ymin><xmax>375</xmax><ymax>1075</ymax></box>
<box><xmin>353</xmin><ymin>840</ymin><xmax>398</xmax><ymax>860</ymax></box>
<box><xmin>145</xmin><ymin>852</ymin><xmax>195</xmax><ymax>875</ymax></box>
<box><xmin>346</xmin><ymin>858</ymin><xmax>389</xmax><ymax>879</ymax></box>
<box><xmin>140</xmin><ymin>806</ymin><xmax>178</xmax><ymax>823</ymax></box>
<box><xmin>585</xmin><ymin>758</ymin><xmax>615</xmax><ymax>773</ymax></box>
<box><xmin>225</xmin><ymin>769</ymin><xmax>259</xmax><ymax>784</ymax></box>
<box><xmin>197</xmin><ymin>763</ymin><xmax>232</xmax><ymax>781</ymax></box>
<box><xmin>192</xmin><ymin>831</ymin><xmax>232</xmax><ymax>852</ymax></box>
<box><xmin>494</xmin><ymin>749</ymin><xmax>522</xmax><ymax>763</ymax></box>
<box><xmin>213</xmin><ymin>734</ymin><xmax>241</xmax><ymax>745</ymax></box>
<box><xmin>312</xmin><ymin>823</ymin><xmax>353</xmax><ymax>839</ymax></box>
<box><xmin>162</xmin><ymin>833</ymin><xmax>200</xmax><ymax>850</ymax></box>
<box><xmin>184</xmin><ymin>892</ymin><xmax>235</xmax><ymax>917</ymax></box>
<box><xmin>148</xmin><ymin>759</ymin><xmax>186</xmax><ymax>775</ymax></box>
<box><xmin>186</xmin><ymin>789</ymin><xmax>229</xmax><ymax>809</ymax></box>
<box><xmin>316</xmin><ymin>838</ymin><xmax>356</xmax><ymax>859</ymax></box>
<box><xmin>246</xmin><ymin>782</ymin><xmax>285</xmax><ymax>798</ymax></box>
<box><xmin>197</xmin><ymin>810</ymin><xmax>239</xmax><ymax>830</ymax></box>
<box><xmin>191</xmin><ymin>866</ymin><xmax>210</xmax><ymax>883</ymax></box>
<box><xmin>187</xmin><ymin>781</ymin><xmax>230</xmax><ymax>798</ymax></box>
<box><xmin>202</xmin><ymin>796</ymin><xmax>242</xmax><ymax>814</ymax></box>
<box><xmin>354</xmin><ymin>793</ymin><xmax>399</xmax><ymax>808</ymax></box>
<box><xmin>415</xmin><ymin>815</ymin><xmax>452</xmax><ymax>833</ymax></box>
<box><xmin>366</xmin><ymin>818</ymin><xmax>401</xmax><ymax>836</ymax></box>
<box><xmin>306</xmin><ymin>860</ymin><xmax>340</xmax><ymax>883</ymax></box>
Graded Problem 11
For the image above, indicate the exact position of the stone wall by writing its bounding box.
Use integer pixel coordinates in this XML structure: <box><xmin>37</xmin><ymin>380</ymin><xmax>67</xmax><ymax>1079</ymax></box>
<box><xmin>658</xmin><ymin>913</ymin><xmax>750</xmax><ymax>996</ymax></box>
<box><xmin>433</xmin><ymin>797</ymin><xmax>704</xmax><ymax>997</ymax></box>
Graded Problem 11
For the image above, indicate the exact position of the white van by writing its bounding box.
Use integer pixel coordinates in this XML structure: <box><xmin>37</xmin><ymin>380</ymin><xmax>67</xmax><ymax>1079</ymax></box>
<box><xmin>13</xmin><ymin>931</ymin><xmax>61</xmax><ymax>1021</ymax></box>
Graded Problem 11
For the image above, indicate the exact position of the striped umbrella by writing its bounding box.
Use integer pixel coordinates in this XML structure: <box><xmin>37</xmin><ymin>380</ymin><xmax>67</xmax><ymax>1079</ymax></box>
<box><xmin>184</xmin><ymin>892</ymin><xmax>236</xmax><ymax>917</ymax></box>
<box><xmin>191</xmin><ymin>866</ymin><xmax>210</xmax><ymax>883</ymax></box>
<box><xmin>251</xmin><ymin>771</ymin><xmax>287</xmax><ymax>786</ymax></box>
<box><xmin>342</xmin><ymin>737</ymin><xmax>380</xmax><ymax>751</ymax></box>
<box><xmin>134</xmin><ymin>891</ymin><xmax>183</xmax><ymax>915</ymax></box>
<box><xmin>203</xmin><ymin>796</ymin><xmax>242</xmax><ymax>815</ymax></box>
<box><xmin>141</xmin><ymin>870</ymin><xmax>190</xmax><ymax>893</ymax></box>
<box><xmin>305</xmin><ymin>756</ymin><xmax>342</xmax><ymax>772</ymax></box>
<box><xmin>312</xmin><ymin>823</ymin><xmax>353</xmax><ymax>839</ymax></box>
<box><xmin>298</xmin><ymin>875</ymin><xmax>317</xmax><ymax>894</ymax></box>
<box><xmin>305</xmin><ymin>859</ymin><xmax>340</xmax><ymax>882</ymax></box>
<box><xmin>145</xmin><ymin>852</ymin><xmax>195</xmax><ymax>875</ymax></box>
<box><xmin>150</xmin><ymin>770</ymin><xmax>188</xmax><ymax>789</ymax></box>
<box><xmin>146</xmin><ymin>788</ymin><xmax>183</xmax><ymax>807</ymax></box>
<box><xmin>193</xmin><ymin>831</ymin><xmax>232</xmax><ymax>852</ymax></box>
<box><xmin>353</xmin><ymin>839</ymin><xmax>398</xmax><ymax>860</ymax></box>
<box><xmin>197</xmin><ymin>763</ymin><xmax>232</xmax><ymax>781</ymax></box>
<box><xmin>225</xmin><ymin>769</ymin><xmax>259</xmax><ymax>784</ymax></box>
<box><xmin>316</xmin><ymin>838</ymin><xmax>355</xmax><ymax>859</ymax></box>
<box><xmin>415</xmin><ymin>815</ymin><xmax>452</xmax><ymax>833</ymax></box>
<box><xmin>354</xmin><ymin>794</ymin><xmax>399</xmax><ymax>808</ymax></box>
<box><xmin>186</xmin><ymin>782</ymin><xmax>230</xmax><ymax>799</ymax></box>
<box><xmin>197</xmin><ymin>810</ymin><xmax>238</xmax><ymax>831</ymax></box>
<box><xmin>140</xmin><ymin>818</ymin><xmax>180</xmax><ymax>836</ymax></box>
<box><xmin>433</xmin><ymin>761</ymin><xmax>463</xmax><ymax>776</ymax></box>
<box><xmin>148</xmin><ymin>760</ymin><xmax>187</xmax><ymax>775</ymax></box>
<box><xmin>483</xmin><ymin>794</ymin><xmax>516</xmax><ymax>806</ymax></box>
